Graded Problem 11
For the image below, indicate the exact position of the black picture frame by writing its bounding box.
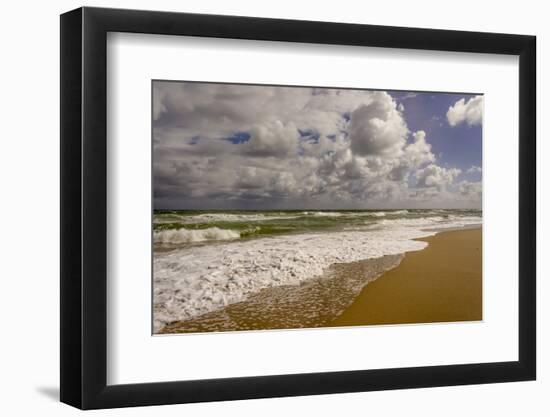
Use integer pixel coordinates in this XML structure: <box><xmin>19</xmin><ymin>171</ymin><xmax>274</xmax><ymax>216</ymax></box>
<box><xmin>60</xmin><ymin>6</ymin><xmax>536</xmax><ymax>410</ymax></box>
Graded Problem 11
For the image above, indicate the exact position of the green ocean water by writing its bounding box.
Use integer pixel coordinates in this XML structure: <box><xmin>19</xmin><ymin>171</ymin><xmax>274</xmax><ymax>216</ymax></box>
<box><xmin>153</xmin><ymin>209</ymin><xmax>482</xmax><ymax>242</ymax></box>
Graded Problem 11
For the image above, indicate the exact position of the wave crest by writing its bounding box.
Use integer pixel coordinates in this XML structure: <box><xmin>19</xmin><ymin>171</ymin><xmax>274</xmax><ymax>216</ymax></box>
<box><xmin>154</xmin><ymin>227</ymin><xmax>240</xmax><ymax>244</ymax></box>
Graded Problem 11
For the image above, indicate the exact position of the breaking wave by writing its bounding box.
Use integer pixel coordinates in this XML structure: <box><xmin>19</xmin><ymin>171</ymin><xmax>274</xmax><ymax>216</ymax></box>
<box><xmin>154</xmin><ymin>227</ymin><xmax>240</xmax><ymax>244</ymax></box>
<box><xmin>152</xmin><ymin>210</ymin><xmax>482</xmax><ymax>331</ymax></box>
<box><xmin>153</xmin><ymin>227</ymin><xmax>437</xmax><ymax>331</ymax></box>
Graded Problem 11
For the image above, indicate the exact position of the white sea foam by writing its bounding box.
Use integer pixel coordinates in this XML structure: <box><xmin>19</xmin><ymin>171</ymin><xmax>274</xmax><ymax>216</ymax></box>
<box><xmin>154</xmin><ymin>212</ymin><xmax>299</xmax><ymax>225</ymax></box>
<box><xmin>309</xmin><ymin>211</ymin><xmax>344</xmax><ymax>217</ymax></box>
<box><xmin>153</xmin><ymin>215</ymin><xmax>481</xmax><ymax>331</ymax></box>
<box><xmin>309</xmin><ymin>210</ymin><xmax>409</xmax><ymax>218</ymax></box>
<box><xmin>370</xmin><ymin>212</ymin><xmax>387</xmax><ymax>217</ymax></box>
<box><xmin>369</xmin><ymin>216</ymin><xmax>481</xmax><ymax>229</ymax></box>
<box><xmin>154</xmin><ymin>230</ymin><xmax>425</xmax><ymax>331</ymax></box>
<box><xmin>154</xmin><ymin>227</ymin><xmax>240</xmax><ymax>244</ymax></box>
<box><xmin>177</xmin><ymin>213</ymin><xmax>300</xmax><ymax>224</ymax></box>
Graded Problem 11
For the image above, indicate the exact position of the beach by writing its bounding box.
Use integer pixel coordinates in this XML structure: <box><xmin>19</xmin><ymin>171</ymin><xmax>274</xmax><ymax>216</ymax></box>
<box><xmin>156</xmin><ymin>217</ymin><xmax>482</xmax><ymax>334</ymax></box>
<box><xmin>331</xmin><ymin>227</ymin><xmax>482</xmax><ymax>327</ymax></box>
<box><xmin>160</xmin><ymin>253</ymin><xmax>405</xmax><ymax>334</ymax></box>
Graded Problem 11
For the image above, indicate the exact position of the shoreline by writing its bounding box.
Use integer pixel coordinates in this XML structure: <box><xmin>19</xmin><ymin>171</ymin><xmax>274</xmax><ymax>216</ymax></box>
<box><xmin>331</xmin><ymin>227</ymin><xmax>482</xmax><ymax>327</ymax></box>
<box><xmin>157</xmin><ymin>226</ymin><xmax>482</xmax><ymax>334</ymax></box>
<box><xmin>153</xmin><ymin>223</ymin><xmax>432</xmax><ymax>331</ymax></box>
<box><xmin>159</xmin><ymin>253</ymin><xmax>404</xmax><ymax>334</ymax></box>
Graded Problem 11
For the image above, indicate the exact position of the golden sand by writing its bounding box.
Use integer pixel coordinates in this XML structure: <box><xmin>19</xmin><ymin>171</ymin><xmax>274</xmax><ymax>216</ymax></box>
<box><xmin>330</xmin><ymin>228</ymin><xmax>482</xmax><ymax>327</ymax></box>
<box><xmin>159</xmin><ymin>228</ymin><xmax>482</xmax><ymax>334</ymax></box>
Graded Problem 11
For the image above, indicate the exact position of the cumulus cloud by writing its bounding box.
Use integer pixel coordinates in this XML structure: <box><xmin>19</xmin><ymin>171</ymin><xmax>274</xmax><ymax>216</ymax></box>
<box><xmin>467</xmin><ymin>165</ymin><xmax>482</xmax><ymax>174</ymax></box>
<box><xmin>244</xmin><ymin>121</ymin><xmax>299</xmax><ymax>157</ymax></box>
<box><xmin>153</xmin><ymin>81</ymin><xmax>478</xmax><ymax>209</ymax></box>
<box><xmin>349</xmin><ymin>92</ymin><xmax>409</xmax><ymax>157</ymax></box>
<box><xmin>458</xmin><ymin>180</ymin><xmax>482</xmax><ymax>201</ymax></box>
<box><xmin>416</xmin><ymin>164</ymin><xmax>461</xmax><ymax>189</ymax></box>
<box><xmin>403</xmin><ymin>130</ymin><xmax>435</xmax><ymax>167</ymax></box>
<box><xmin>446</xmin><ymin>95</ymin><xmax>483</xmax><ymax>127</ymax></box>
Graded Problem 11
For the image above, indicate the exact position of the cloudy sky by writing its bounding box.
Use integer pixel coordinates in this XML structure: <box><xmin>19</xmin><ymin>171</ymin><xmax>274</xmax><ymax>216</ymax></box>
<box><xmin>153</xmin><ymin>81</ymin><xmax>482</xmax><ymax>210</ymax></box>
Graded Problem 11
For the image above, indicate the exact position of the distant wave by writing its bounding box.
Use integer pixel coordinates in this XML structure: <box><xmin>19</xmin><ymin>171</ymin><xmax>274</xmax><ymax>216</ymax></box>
<box><xmin>308</xmin><ymin>211</ymin><xmax>344</xmax><ymax>217</ymax></box>
<box><xmin>307</xmin><ymin>210</ymin><xmax>409</xmax><ymax>218</ymax></box>
<box><xmin>166</xmin><ymin>213</ymin><xmax>299</xmax><ymax>224</ymax></box>
<box><xmin>154</xmin><ymin>227</ymin><xmax>240</xmax><ymax>244</ymax></box>
<box><xmin>370</xmin><ymin>212</ymin><xmax>386</xmax><ymax>217</ymax></box>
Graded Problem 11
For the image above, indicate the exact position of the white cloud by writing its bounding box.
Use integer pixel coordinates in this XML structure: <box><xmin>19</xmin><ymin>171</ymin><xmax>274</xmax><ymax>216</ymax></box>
<box><xmin>446</xmin><ymin>95</ymin><xmax>483</xmax><ymax>127</ymax></box>
<box><xmin>467</xmin><ymin>165</ymin><xmax>482</xmax><ymax>174</ymax></box>
<box><xmin>416</xmin><ymin>164</ymin><xmax>461</xmax><ymax>189</ymax></box>
<box><xmin>403</xmin><ymin>130</ymin><xmax>435</xmax><ymax>167</ymax></box>
<box><xmin>153</xmin><ymin>82</ymin><xmax>478</xmax><ymax>208</ymax></box>
<box><xmin>458</xmin><ymin>180</ymin><xmax>482</xmax><ymax>201</ymax></box>
<box><xmin>244</xmin><ymin>121</ymin><xmax>299</xmax><ymax>157</ymax></box>
<box><xmin>349</xmin><ymin>92</ymin><xmax>409</xmax><ymax>157</ymax></box>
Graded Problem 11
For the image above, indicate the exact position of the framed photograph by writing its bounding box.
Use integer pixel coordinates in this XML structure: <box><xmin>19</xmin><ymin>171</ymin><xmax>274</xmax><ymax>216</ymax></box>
<box><xmin>60</xmin><ymin>7</ymin><xmax>536</xmax><ymax>409</ymax></box>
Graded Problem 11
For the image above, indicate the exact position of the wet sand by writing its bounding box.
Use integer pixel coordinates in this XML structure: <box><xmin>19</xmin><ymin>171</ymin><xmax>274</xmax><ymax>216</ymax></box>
<box><xmin>331</xmin><ymin>228</ymin><xmax>482</xmax><ymax>327</ymax></box>
<box><xmin>159</xmin><ymin>254</ymin><xmax>404</xmax><ymax>334</ymax></box>
<box><xmin>159</xmin><ymin>228</ymin><xmax>482</xmax><ymax>334</ymax></box>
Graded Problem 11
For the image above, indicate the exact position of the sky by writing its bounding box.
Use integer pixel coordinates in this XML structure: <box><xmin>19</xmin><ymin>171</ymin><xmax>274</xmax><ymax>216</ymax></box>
<box><xmin>153</xmin><ymin>81</ymin><xmax>482</xmax><ymax>210</ymax></box>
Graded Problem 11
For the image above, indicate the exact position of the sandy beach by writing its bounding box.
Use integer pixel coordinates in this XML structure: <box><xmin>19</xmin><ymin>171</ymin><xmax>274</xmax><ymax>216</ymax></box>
<box><xmin>331</xmin><ymin>227</ymin><xmax>482</xmax><ymax>327</ymax></box>
<box><xmin>159</xmin><ymin>227</ymin><xmax>481</xmax><ymax>333</ymax></box>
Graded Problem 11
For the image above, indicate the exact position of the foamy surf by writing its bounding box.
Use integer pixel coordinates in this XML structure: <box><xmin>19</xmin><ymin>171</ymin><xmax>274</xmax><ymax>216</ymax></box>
<box><xmin>154</xmin><ymin>212</ymin><xmax>300</xmax><ymax>224</ymax></box>
<box><xmin>154</xmin><ymin>227</ymin><xmax>240</xmax><ymax>244</ymax></box>
<box><xmin>153</xmin><ymin>212</ymin><xmax>482</xmax><ymax>332</ymax></box>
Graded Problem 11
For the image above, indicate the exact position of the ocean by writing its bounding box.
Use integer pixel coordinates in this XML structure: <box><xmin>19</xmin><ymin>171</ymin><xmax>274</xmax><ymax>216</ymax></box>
<box><xmin>153</xmin><ymin>209</ymin><xmax>482</xmax><ymax>332</ymax></box>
